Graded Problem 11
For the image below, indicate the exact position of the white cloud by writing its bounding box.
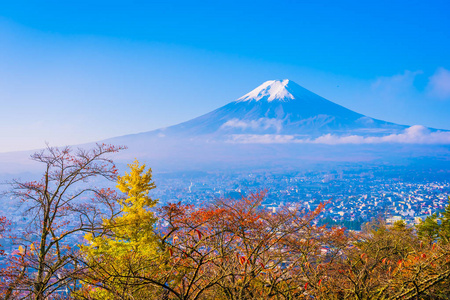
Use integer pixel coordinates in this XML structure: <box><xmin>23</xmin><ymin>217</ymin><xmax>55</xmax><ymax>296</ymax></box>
<box><xmin>228</xmin><ymin>126</ymin><xmax>450</xmax><ymax>145</ymax></box>
<box><xmin>379</xmin><ymin>125</ymin><xmax>450</xmax><ymax>144</ymax></box>
<box><xmin>221</xmin><ymin>118</ymin><xmax>283</xmax><ymax>132</ymax></box>
<box><xmin>427</xmin><ymin>67</ymin><xmax>450</xmax><ymax>100</ymax></box>
<box><xmin>314</xmin><ymin>125</ymin><xmax>450</xmax><ymax>145</ymax></box>
<box><xmin>228</xmin><ymin>134</ymin><xmax>296</xmax><ymax>144</ymax></box>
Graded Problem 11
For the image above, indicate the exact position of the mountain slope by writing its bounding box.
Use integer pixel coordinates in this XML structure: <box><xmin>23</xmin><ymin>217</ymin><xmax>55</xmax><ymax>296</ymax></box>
<box><xmin>129</xmin><ymin>79</ymin><xmax>406</xmax><ymax>139</ymax></box>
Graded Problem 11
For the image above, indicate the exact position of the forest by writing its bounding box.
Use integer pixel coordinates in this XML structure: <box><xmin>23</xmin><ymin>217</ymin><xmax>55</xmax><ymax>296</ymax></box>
<box><xmin>0</xmin><ymin>145</ymin><xmax>449</xmax><ymax>299</ymax></box>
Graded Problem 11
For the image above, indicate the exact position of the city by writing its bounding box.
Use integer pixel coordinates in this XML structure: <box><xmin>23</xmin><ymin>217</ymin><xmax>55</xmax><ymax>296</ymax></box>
<box><xmin>150</xmin><ymin>166</ymin><xmax>450</xmax><ymax>229</ymax></box>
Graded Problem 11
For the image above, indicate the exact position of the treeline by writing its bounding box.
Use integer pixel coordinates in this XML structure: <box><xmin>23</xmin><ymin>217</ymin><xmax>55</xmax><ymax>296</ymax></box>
<box><xmin>0</xmin><ymin>145</ymin><xmax>449</xmax><ymax>299</ymax></box>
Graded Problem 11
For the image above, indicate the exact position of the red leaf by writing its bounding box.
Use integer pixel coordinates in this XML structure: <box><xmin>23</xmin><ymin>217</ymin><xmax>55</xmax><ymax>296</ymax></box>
<box><xmin>195</xmin><ymin>229</ymin><xmax>202</xmax><ymax>240</ymax></box>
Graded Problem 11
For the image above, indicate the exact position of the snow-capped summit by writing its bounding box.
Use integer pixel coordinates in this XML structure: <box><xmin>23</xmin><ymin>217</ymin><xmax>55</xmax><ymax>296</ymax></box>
<box><xmin>237</xmin><ymin>79</ymin><xmax>295</xmax><ymax>102</ymax></box>
<box><xmin>235</xmin><ymin>79</ymin><xmax>331</xmax><ymax>104</ymax></box>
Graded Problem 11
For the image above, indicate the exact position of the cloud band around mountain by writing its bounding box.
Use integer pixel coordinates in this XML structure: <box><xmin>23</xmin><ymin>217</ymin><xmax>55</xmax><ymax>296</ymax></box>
<box><xmin>221</xmin><ymin>118</ymin><xmax>283</xmax><ymax>133</ymax></box>
<box><xmin>228</xmin><ymin>125</ymin><xmax>450</xmax><ymax>145</ymax></box>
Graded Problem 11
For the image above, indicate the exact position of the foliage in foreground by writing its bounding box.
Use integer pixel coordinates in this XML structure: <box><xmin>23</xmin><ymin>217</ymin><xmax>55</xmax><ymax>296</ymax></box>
<box><xmin>77</xmin><ymin>190</ymin><xmax>450</xmax><ymax>299</ymax></box>
<box><xmin>0</xmin><ymin>146</ymin><xmax>449</xmax><ymax>299</ymax></box>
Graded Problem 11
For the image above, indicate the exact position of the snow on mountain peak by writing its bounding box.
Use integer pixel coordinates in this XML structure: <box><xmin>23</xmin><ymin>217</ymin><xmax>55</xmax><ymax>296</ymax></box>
<box><xmin>237</xmin><ymin>79</ymin><xmax>295</xmax><ymax>102</ymax></box>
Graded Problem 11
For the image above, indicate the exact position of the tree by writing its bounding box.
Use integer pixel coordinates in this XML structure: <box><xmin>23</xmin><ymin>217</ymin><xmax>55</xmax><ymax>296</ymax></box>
<box><xmin>0</xmin><ymin>144</ymin><xmax>125</xmax><ymax>299</ymax></box>
<box><xmin>77</xmin><ymin>160</ymin><xmax>161</xmax><ymax>299</ymax></box>
<box><xmin>417</xmin><ymin>197</ymin><xmax>450</xmax><ymax>244</ymax></box>
<box><xmin>439</xmin><ymin>197</ymin><xmax>450</xmax><ymax>243</ymax></box>
<box><xmin>417</xmin><ymin>213</ymin><xmax>440</xmax><ymax>242</ymax></box>
<box><xmin>322</xmin><ymin>218</ymin><xmax>450</xmax><ymax>300</ymax></box>
<box><xmin>0</xmin><ymin>216</ymin><xmax>9</xmax><ymax>256</ymax></box>
<box><xmin>326</xmin><ymin>219</ymin><xmax>417</xmax><ymax>299</ymax></box>
<box><xmin>79</xmin><ymin>187</ymin><xmax>345</xmax><ymax>300</ymax></box>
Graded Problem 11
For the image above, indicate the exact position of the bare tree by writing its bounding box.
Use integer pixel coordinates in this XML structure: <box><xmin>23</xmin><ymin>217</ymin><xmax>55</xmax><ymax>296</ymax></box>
<box><xmin>0</xmin><ymin>144</ymin><xmax>125</xmax><ymax>299</ymax></box>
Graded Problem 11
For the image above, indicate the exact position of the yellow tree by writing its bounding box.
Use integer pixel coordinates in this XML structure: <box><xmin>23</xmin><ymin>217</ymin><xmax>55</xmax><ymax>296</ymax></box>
<box><xmin>78</xmin><ymin>160</ymin><xmax>164</xmax><ymax>299</ymax></box>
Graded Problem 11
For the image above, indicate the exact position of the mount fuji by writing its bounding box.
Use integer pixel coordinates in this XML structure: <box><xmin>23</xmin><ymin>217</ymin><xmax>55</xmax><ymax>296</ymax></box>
<box><xmin>117</xmin><ymin>79</ymin><xmax>408</xmax><ymax>142</ymax></box>
<box><xmin>98</xmin><ymin>79</ymin><xmax>449</xmax><ymax>171</ymax></box>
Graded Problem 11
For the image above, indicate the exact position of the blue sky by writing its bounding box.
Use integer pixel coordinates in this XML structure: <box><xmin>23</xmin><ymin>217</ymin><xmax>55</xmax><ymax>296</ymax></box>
<box><xmin>1</xmin><ymin>0</ymin><xmax>449</xmax><ymax>152</ymax></box>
